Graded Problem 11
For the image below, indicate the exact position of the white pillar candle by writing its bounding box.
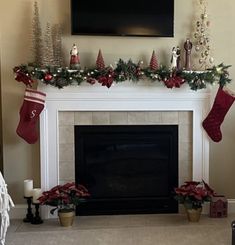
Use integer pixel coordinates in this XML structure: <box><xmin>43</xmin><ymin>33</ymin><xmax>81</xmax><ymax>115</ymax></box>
<box><xmin>32</xmin><ymin>188</ymin><xmax>42</xmax><ymax>204</ymax></box>
<box><xmin>23</xmin><ymin>179</ymin><xmax>33</xmax><ymax>197</ymax></box>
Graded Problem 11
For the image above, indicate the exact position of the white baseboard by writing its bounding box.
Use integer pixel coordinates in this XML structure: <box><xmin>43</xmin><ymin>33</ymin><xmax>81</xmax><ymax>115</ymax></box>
<box><xmin>228</xmin><ymin>199</ymin><xmax>235</xmax><ymax>214</ymax></box>
<box><xmin>9</xmin><ymin>204</ymin><xmax>27</xmax><ymax>219</ymax></box>
<box><xmin>9</xmin><ymin>200</ymin><xmax>235</xmax><ymax>219</ymax></box>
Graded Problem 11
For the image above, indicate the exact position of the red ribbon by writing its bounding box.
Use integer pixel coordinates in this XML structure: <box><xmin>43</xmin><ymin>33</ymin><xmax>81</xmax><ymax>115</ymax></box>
<box><xmin>14</xmin><ymin>67</ymin><xmax>34</xmax><ymax>87</ymax></box>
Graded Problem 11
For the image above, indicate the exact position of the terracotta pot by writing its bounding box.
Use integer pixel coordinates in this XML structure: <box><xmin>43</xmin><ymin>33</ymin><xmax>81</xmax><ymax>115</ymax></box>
<box><xmin>58</xmin><ymin>209</ymin><xmax>75</xmax><ymax>227</ymax></box>
<box><xmin>185</xmin><ymin>207</ymin><xmax>202</xmax><ymax>222</ymax></box>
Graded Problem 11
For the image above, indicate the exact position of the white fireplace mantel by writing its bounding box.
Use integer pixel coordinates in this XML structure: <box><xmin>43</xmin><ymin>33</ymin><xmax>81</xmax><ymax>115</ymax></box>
<box><xmin>39</xmin><ymin>82</ymin><xmax>211</xmax><ymax>203</ymax></box>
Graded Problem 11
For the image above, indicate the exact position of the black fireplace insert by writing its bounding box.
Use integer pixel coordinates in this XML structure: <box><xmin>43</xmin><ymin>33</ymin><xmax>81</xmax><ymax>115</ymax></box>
<box><xmin>75</xmin><ymin>125</ymin><xmax>178</xmax><ymax>215</ymax></box>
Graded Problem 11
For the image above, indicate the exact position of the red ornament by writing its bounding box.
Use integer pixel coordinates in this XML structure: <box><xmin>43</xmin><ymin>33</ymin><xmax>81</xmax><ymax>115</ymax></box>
<box><xmin>164</xmin><ymin>75</ymin><xmax>185</xmax><ymax>88</ymax></box>
<box><xmin>96</xmin><ymin>49</ymin><xmax>105</xmax><ymax>70</ymax></box>
<box><xmin>149</xmin><ymin>50</ymin><xmax>158</xmax><ymax>70</ymax></box>
<box><xmin>44</xmin><ymin>73</ymin><xmax>53</xmax><ymax>81</ymax></box>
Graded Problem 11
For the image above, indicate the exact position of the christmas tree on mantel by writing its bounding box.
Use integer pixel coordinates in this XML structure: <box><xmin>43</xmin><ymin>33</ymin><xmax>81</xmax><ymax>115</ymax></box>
<box><xmin>31</xmin><ymin>1</ymin><xmax>43</xmax><ymax>66</ymax></box>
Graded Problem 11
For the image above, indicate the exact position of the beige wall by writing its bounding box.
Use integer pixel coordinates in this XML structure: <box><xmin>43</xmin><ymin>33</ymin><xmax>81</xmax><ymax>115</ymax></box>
<box><xmin>0</xmin><ymin>0</ymin><xmax>235</xmax><ymax>204</ymax></box>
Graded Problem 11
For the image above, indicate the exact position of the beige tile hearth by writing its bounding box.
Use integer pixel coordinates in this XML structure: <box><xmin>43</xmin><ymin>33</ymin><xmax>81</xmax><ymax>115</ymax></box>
<box><xmin>6</xmin><ymin>214</ymin><xmax>233</xmax><ymax>245</ymax></box>
<box><xmin>58</xmin><ymin>111</ymin><xmax>193</xmax><ymax>184</ymax></box>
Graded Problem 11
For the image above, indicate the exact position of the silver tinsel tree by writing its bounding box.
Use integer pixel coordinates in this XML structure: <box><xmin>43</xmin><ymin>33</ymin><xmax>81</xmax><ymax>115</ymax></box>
<box><xmin>32</xmin><ymin>1</ymin><xmax>43</xmax><ymax>66</ymax></box>
<box><xmin>42</xmin><ymin>22</ymin><xmax>54</xmax><ymax>67</ymax></box>
<box><xmin>52</xmin><ymin>24</ymin><xmax>63</xmax><ymax>67</ymax></box>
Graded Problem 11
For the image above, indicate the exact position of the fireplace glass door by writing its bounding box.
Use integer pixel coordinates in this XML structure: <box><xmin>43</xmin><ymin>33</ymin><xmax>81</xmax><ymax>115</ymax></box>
<box><xmin>75</xmin><ymin>125</ymin><xmax>178</xmax><ymax>215</ymax></box>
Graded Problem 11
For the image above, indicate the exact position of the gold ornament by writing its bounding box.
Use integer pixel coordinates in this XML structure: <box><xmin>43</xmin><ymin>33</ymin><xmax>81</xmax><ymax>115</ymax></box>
<box><xmin>209</xmin><ymin>57</ymin><xmax>214</xmax><ymax>63</ymax></box>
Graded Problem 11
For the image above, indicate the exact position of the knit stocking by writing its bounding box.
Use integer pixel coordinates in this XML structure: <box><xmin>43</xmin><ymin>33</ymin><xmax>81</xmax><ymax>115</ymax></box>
<box><xmin>202</xmin><ymin>87</ymin><xmax>235</xmax><ymax>142</ymax></box>
<box><xmin>16</xmin><ymin>88</ymin><xmax>46</xmax><ymax>144</ymax></box>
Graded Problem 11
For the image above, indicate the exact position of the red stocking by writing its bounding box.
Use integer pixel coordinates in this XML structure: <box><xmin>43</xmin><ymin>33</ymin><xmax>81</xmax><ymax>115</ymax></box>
<box><xmin>16</xmin><ymin>88</ymin><xmax>46</xmax><ymax>144</ymax></box>
<box><xmin>202</xmin><ymin>87</ymin><xmax>235</xmax><ymax>142</ymax></box>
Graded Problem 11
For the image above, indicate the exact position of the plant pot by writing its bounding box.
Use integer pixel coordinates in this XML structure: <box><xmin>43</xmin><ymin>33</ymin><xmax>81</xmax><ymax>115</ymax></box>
<box><xmin>185</xmin><ymin>207</ymin><xmax>202</xmax><ymax>222</ymax></box>
<box><xmin>58</xmin><ymin>209</ymin><xmax>75</xmax><ymax>227</ymax></box>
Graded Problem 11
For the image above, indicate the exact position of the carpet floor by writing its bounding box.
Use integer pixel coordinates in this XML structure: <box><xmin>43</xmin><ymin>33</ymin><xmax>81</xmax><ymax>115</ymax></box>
<box><xmin>6</xmin><ymin>213</ymin><xmax>233</xmax><ymax>245</ymax></box>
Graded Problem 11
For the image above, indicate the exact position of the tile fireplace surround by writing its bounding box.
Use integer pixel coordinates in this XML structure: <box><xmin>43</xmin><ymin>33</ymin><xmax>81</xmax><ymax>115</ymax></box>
<box><xmin>39</xmin><ymin>82</ymin><xmax>211</xmax><ymax>218</ymax></box>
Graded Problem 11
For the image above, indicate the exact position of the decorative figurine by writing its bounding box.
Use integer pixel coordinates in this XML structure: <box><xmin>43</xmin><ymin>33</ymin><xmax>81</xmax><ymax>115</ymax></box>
<box><xmin>184</xmin><ymin>38</ymin><xmax>193</xmax><ymax>70</ymax></box>
<box><xmin>70</xmin><ymin>44</ymin><xmax>80</xmax><ymax>70</ymax></box>
<box><xmin>176</xmin><ymin>46</ymin><xmax>181</xmax><ymax>70</ymax></box>
<box><xmin>210</xmin><ymin>195</ymin><xmax>227</xmax><ymax>218</ymax></box>
<box><xmin>170</xmin><ymin>47</ymin><xmax>179</xmax><ymax>70</ymax></box>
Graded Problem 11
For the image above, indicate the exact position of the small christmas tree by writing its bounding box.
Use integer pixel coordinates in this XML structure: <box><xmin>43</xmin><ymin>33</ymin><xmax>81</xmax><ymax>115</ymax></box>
<box><xmin>193</xmin><ymin>0</ymin><xmax>213</xmax><ymax>69</ymax></box>
<box><xmin>42</xmin><ymin>22</ymin><xmax>54</xmax><ymax>67</ymax></box>
<box><xmin>96</xmin><ymin>49</ymin><xmax>105</xmax><ymax>70</ymax></box>
<box><xmin>52</xmin><ymin>24</ymin><xmax>62</xmax><ymax>67</ymax></box>
<box><xmin>149</xmin><ymin>50</ymin><xmax>158</xmax><ymax>70</ymax></box>
<box><xmin>31</xmin><ymin>1</ymin><xmax>43</xmax><ymax>66</ymax></box>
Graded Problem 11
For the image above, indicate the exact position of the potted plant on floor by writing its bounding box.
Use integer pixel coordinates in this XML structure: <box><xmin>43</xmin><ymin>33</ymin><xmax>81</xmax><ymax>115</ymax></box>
<box><xmin>174</xmin><ymin>180</ymin><xmax>214</xmax><ymax>222</ymax></box>
<box><xmin>38</xmin><ymin>182</ymin><xmax>90</xmax><ymax>227</ymax></box>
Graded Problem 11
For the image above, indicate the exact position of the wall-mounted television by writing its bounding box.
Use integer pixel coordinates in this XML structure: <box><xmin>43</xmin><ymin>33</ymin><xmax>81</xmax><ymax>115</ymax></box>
<box><xmin>71</xmin><ymin>0</ymin><xmax>174</xmax><ymax>37</ymax></box>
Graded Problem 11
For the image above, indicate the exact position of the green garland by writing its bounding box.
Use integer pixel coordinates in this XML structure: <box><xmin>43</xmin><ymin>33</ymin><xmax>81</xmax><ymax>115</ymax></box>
<box><xmin>13</xmin><ymin>60</ymin><xmax>231</xmax><ymax>90</ymax></box>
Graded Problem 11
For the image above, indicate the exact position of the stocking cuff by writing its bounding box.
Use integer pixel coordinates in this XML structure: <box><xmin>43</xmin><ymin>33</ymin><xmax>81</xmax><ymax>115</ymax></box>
<box><xmin>24</xmin><ymin>88</ymin><xmax>46</xmax><ymax>105</ymax></box>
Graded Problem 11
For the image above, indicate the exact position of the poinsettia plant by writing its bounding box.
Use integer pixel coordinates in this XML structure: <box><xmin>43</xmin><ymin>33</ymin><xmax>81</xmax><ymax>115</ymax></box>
<box><xmin>174</xmin><ymin>180</ymin><xmax>215</xmax><ymax>210</ymax></box>
<box><xmin>38</xmin><ymin>182</ymin><xmax>90</xmax><ymax>214</ymax></box>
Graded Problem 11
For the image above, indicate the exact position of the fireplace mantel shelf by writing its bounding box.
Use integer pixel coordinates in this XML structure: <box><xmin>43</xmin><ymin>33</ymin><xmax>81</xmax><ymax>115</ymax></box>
<box><xmin>39</xmin><ymin>81</ymin><xmax>211</xmax><ymax>218</ymax></box>
<box><xmin>39</xmin><ymin>81</ymin><xmax>211</xmax><ymax>100</ymax></box>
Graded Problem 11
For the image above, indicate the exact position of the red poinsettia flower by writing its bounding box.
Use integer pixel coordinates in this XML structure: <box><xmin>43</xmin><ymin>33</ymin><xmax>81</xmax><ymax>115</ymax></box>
<box><xmin>38</xmin><ymin>182</ymin><xmax>90</xmax><ymax>214</ymax></box>
<box><xmin>164</xmin><ymin>75</ymin><xmax>185</xmax><ymax>88</ymax></box>
<box><xmin>98</xmin><ymin>74</ymin><xmax>114</xmax><ymax>88</ymax></box>
<box><xmin>174</xmin><ymin>180</ymin><xmax>215</xmax><ymax>209</ymax></box>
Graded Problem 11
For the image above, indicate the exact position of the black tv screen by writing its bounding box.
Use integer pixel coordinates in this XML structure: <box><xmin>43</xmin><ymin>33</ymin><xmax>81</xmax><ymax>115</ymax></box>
<box><xmin>71</xmin><ymin>0</ymin><xmax>174</xmax><ymax>37</ymax></box>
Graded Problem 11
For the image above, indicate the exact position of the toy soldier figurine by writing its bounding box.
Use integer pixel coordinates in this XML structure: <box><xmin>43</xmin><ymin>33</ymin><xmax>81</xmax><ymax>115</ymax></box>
<box><xmin>70</xmin><ymin>44</ymin><xmax>80</xmax><ymax>70</ymax></box>
<box><xmin>184</xmin><ymin>38</ymin><xmax>193</xmax><ymax>70</ymax></box>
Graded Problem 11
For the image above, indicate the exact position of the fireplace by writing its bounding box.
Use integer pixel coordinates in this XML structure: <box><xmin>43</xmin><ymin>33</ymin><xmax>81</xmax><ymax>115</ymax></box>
<box><xmin>75</xmin><ymin>125</ymin><xmax>178</xmax><ymax>215</ymax></box>
<box><xmin>39</xmin><ymin>83</ymin><xmax>210</xmax><ymax>218</ymax></box>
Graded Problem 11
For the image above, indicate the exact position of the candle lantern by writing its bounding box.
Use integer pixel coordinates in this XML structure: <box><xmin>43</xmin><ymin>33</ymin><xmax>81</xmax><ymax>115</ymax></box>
<box><xmin>210</xmin><ymin>195</ymin><xmax>228</xmax><ymax>218</ymax></box>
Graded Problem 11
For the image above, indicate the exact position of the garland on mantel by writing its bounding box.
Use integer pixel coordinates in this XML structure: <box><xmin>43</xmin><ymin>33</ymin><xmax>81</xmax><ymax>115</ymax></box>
<box><xmin>13</xmin><ymin>61</ymin><xmax>231</xmax><ymax>91</ymax></box>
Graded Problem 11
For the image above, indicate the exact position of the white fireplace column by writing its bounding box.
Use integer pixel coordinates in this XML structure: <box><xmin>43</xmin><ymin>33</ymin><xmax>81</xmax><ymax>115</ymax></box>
<box><xmin>39</xmin><ymin>83</ymin><xmax>211</xmax><ymax>217</ymax></box>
